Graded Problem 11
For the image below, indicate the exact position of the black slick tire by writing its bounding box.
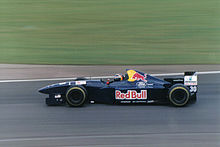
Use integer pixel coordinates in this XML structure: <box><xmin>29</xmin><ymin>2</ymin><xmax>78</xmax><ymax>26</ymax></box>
<box><xmin>66</xmin><ymin>86</ymin><xmax>87</xmax><ymax>107</ymax></box>
<box><xmin>190</xmin><ymin>93</ymin><xmax>197</xmax><ymax>104</ymax></box>
<box><xmin>168</xmin><ymin>84</ymin><xmax>190</xmax><ymax>107</ymax></box>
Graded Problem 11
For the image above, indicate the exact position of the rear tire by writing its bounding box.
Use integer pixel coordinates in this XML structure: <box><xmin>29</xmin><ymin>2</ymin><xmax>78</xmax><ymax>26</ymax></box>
<box><xmin>66</xmin><ymin>86</ymin><xmax>87</xmax><ymax>107</ymax></box>
<box><xmin>168</xmin><ymin>84</ymin><xmax>190</xmax><ymax>107</ymax></box>
<box><xmin>190</xmin><ymin>93</ymin><xmax>197</xmax><ymax>104</ymax></box>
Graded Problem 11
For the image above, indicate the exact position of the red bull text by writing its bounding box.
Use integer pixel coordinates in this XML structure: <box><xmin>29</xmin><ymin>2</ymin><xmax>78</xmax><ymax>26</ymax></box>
<box><xmin>115</xmin><ymin>90</ymin><xmax>147</xmax><ymax>100</ymax></box>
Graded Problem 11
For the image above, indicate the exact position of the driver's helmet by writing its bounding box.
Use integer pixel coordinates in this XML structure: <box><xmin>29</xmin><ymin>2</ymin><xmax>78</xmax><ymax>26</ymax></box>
<box><xmin>114</xmin><ymin>74</ymin><xmax>124</xmax><ymax>81</ymax></box>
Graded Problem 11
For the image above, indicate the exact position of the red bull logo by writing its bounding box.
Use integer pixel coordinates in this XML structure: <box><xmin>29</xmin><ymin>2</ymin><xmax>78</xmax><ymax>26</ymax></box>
<box><xmin>131</xmin><ymin>73</ymin><xmax>147</xmax><ymax>81</ymax></box>
<box><xmin>115</xmin><ymin>90</ymin><xmax>147</xmax><ymax>100</ymax></box>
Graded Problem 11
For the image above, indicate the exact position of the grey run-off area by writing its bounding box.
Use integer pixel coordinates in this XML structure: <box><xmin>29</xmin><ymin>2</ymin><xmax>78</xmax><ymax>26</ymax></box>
<box><xmin>0</xmin><ymin>64</ymin><xmax>220</xmax><ymax>80</ymax></box>
<box><xmin>0</xmin><ymin>64</ymin><xmax>219</xmax><ymax>146</ymax></box>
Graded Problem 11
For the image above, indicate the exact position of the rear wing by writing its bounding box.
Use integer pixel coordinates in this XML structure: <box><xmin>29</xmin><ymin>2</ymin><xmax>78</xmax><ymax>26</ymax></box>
<box><xmin>184</xmin><ymin>71</ymin><xmax>197</xmax><ymax>86</ymax></box>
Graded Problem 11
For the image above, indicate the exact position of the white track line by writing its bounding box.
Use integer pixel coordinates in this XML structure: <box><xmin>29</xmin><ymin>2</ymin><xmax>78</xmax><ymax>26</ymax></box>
<box><xmin>0</xmin><ymin>71</ymin><xmax>219</xmax><ymax>83</ymax></box>
<box><xmin>197</xmin><ymin>71</ymin><xmax>220</xmax><ymax>75</ymax></box>
<box><xmin>0</xmin><ymin>132</ymin><xmax>219</xmax><ymax>142</ymax></box>
<box><xmin>152</xmin><ymin>70</ymin><xmax>220</xmax><ymax>76</ymax></box>
<box><xmin>0</xmin><ymin>76</ymin><xmax>114</xmax><ymax>83</ymax></box>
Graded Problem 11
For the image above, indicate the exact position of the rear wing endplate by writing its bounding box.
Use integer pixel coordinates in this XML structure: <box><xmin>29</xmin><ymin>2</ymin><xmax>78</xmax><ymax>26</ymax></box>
<box><xmin>184</xmin><ymin>71</ymin><xmax>197</xmax><ymax>86</ymax></box>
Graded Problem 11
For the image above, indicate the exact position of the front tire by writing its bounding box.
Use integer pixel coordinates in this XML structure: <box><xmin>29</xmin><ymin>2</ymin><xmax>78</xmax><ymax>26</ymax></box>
<box><xmin>168</xmin><ymin>84</ymin><xmax>190</xmax><ymax>107</ymax></box>
<box><xmin>66</xmin><ymin>86</ymin><xmax>87</xmax><ymax>107</ymax></box>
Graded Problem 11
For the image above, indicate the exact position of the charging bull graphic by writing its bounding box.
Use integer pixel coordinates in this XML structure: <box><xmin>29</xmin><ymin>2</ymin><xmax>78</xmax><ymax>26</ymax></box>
<box><xmin>132</xmin><ymin>72</ymin><xmax>147</xmax><ymax>81</ymax></box>
<box><xmin>127</xmin><ymin>70</ymin><xmax>148</xmax><ymax>82</ymax></box>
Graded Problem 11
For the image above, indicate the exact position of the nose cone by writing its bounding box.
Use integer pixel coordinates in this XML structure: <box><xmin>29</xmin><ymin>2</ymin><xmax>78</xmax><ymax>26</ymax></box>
<box><xmin>38</xmin><ymin>86</ymin><xmax>51</xmax><ymax>94</ymax></box>
<box><xmin>38</xmin><ymin>83</ymin><xmax>59</xmax><ymax>94</ymax></box>
<box><xmin>38</xmin><ymin>82</ymin><xmax>71</xmax><ymax>94</ymax></box>
<box><xmin>38</xmin><ymin>87</ymin><xmax>47</xmax><ymax>94</ymax></box>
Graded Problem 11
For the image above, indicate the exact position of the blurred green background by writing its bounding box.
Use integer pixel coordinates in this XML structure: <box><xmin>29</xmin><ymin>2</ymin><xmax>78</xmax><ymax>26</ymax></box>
<box><xmin>0</xmin><ymin>0</ymin><xmax>219</xmax><ymax>64</ymax></box>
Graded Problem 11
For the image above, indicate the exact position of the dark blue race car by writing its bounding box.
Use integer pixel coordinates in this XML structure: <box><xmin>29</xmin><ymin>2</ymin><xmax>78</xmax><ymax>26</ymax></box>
<box><xmin>39</xmin><ymin>69</ymin><xmax>198</xmax><ymax>107</ymax></box>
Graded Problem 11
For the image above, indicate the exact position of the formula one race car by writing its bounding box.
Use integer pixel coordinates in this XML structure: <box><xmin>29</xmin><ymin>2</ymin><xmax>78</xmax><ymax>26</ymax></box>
<box><xmin>39</xmin><ymin>69</ymin><xmax>198</xmax><ymax>107</ymax></box>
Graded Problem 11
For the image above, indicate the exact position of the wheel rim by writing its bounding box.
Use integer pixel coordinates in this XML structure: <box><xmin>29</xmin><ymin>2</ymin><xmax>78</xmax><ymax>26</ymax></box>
<box><xmin>171</xmin><ymin>89</ymin><xmax>188</xmax><ymax>104</ymax></box>
<box><xmin>68</xmin><ymin>89</ymin><xmax>84</xmax><ymax>105</ymax></box>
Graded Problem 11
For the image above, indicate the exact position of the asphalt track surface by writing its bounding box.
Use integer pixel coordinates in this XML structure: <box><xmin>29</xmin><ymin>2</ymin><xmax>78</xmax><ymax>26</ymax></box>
<box><xmin>0</xmin><ymin>74</ymin><xmax>220</xmax><ymax>147</ymax></box>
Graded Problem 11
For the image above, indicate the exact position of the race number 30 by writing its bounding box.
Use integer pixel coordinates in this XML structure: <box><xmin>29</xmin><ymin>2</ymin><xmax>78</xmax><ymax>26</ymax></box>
<box><xmin>190</xmin><ymin>86</ymin><xmax>197</xmax><ymax>93</ymax></box>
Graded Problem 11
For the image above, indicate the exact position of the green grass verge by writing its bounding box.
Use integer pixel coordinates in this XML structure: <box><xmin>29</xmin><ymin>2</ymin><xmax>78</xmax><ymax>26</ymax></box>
<box><xmin>0</xmin><ymin>0</ymin><xmax>220</xmax><ymax>64</ymax></box>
